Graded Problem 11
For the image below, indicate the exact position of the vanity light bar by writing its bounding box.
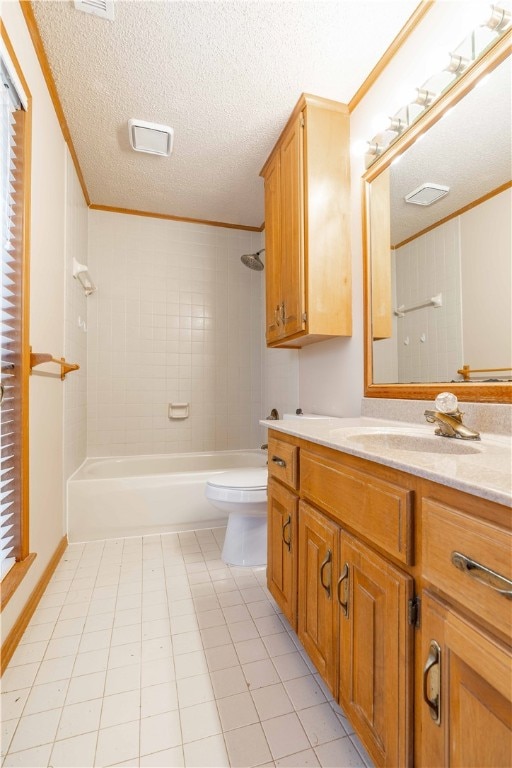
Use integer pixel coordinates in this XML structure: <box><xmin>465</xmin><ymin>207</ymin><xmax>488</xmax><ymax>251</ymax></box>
<box><xmin>356</xmin><ymin>3</ymin><xmax>511</xmax><ymax>166</ymax></box>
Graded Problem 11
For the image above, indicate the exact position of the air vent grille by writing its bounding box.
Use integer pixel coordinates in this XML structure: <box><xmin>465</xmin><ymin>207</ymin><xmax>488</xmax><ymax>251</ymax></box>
<box><xmin>74</xmin><ymin>0</ymin><xmax>115</xmax><ymax>21</ymax></box>
<box><xmin>405</xmin><ymin>183</ymin><xmax>449</xmax><ymax>206</ymax></box>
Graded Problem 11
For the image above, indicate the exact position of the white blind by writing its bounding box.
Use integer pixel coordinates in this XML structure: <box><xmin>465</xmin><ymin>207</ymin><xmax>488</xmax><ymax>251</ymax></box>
<box><xmin>1</xmin><ymin>58</ymin><xmax>23</xmax><ymax>579</ymax></box>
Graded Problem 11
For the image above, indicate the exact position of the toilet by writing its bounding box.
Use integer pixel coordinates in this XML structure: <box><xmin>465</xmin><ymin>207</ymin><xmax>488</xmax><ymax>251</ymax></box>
<box><xmin>205</xmin><ymin>468</ymin><xmax>268</xmax><ymax>567</ymax></box>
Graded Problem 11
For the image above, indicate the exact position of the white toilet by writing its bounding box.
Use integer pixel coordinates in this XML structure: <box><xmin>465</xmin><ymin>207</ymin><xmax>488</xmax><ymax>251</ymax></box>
<box><xmin>205</xmin><ymin>468</ymin><xmax>268</xmax><ymax>567</ymax></box>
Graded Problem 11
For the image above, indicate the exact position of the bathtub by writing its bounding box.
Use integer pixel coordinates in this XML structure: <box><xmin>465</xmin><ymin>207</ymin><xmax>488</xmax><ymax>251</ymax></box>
<box><xmin>67</xmin><ymin>450</ymin><xmax>267</xmax><ymax>543</ymax></box>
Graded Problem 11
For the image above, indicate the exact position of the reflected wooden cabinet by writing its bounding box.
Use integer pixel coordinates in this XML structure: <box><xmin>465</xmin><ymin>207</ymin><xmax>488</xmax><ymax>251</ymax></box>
<box><xmin>267</xmin><ymin>477</ymin><xmax>298</xmax><ymax>629</ymax></box>
<box><xmin>420</xmin><ymin>592</ymin><xmax>512</xmax><ymax>767</ymax></box>
<box><xmin>338</xmin><ymin>531</ymin><xmax>413</xmax><ymax>767</ymax></box>
<box><xmin>298</xmin><ymin>501</ymin><xmax>339</xmax><ymax>694</ymax></box>
<box><xmin>260</xmin><ymin>94</ymin><xmax>351</xmax><ymax>348</ymax></box>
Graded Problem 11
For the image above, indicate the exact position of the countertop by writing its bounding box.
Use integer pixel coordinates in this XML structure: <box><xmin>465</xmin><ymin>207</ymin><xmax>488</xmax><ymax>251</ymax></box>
<box><xmin>260</xmin><ymin>416</ymin><xmax>512</xmax><ymax>507</ymax></box>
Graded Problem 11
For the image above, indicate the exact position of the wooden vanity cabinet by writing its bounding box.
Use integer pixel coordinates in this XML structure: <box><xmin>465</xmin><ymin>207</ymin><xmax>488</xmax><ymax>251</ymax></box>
<box><xmin>338</xmin><ymin>531</ymin><xmax>414</xmax><ymax>768</ymax></box>
<box><xmin>266</xmin><ymin>429</ymin><xmax>511</xmax><ymax>767</ymax></box>
<box><xmin>298</xmin><ymin>501</ymin><xmax>339</xmax><ymax>694</ymax></box>
<box><xmin>418</xmin><ymin>495</ymin><xmax>512</xmax><ymax>767</ymax></box>
<box><xmin>260</xmin><ymin>94</ymin><xmax>351</xmax><ymax>348</ymax></box>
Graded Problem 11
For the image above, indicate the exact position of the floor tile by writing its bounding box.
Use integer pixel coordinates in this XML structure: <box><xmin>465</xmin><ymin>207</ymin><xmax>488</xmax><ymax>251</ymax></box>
<box><xmin>234</xmin><ymin>637</ymin><xmax>269</xmax><ymax>665</ymax></box>
<box><xmin>56</xmin><ymin>698</ymin><xmax>102</xmax><ymax>740</ymax></box>
<box><xmin>174</xmin><ymin>650</ymin><xmax>208</xmax><ymax>680</ymax></box>
<box><xmin>139</xmin><ymin>746</ymin><xmax>184</xmax><ymax>767</ymax></box>
<box><xmin>105</xmin><ymin>663</ymin><xmax>141</xmax><ymax>696</ymax></box>
<box><xmin>79</xmin><ymin>629</ymin><xmax>112</xmax><ymax>653</ymax></box>
<box><xmin>95</xmin><ymin>720</ymin><xmax>140</xmax><ymax>767</ymax></box>
<box><xmin>217</xmin><ymin>691</ymin><xmax>259</xmax><ymax>731</ymax></box>
<box><xmin>314</xmin><ymin>736</ymin><xmax>366</xmax><ymax>767</ymax></box>
<box><xmin>200</xmin><ymin>625</ymin><xmax>231</xmax><ymax>649</ymax></box>
<box><xmin>261</xmin><ymin>712</ymin><xmax>310</xmax><ymax>760</ymax></box>
<box><xmin>298</xmin><ymin>701</ymin><xmax>348</xmax><ymax>747</ymax></box>
<box><xmin>251</xmin><ymin>683</ymin><xmax>294</xmax><ymax>721</ymax></box>
<box><xmin>224</xmin><ymin>722</ymin><xmax>272</xmax><ymax>768</ymax></box>
<box><xmin>9</xmin><ymin>708</ymin><xmax>61</xmax><ymax>753</ymax></box>
<box><xmin>275</xmin><ymin>748</ymin><xmax>320</xmax><ymax>767</ymax></box>
<box><xmin>8</xmin><ymin>641</ymin><xmax>48</xmax><ymax>667</ymax></box>
<box><xmin>1</xmin><ymin>663</ymin><xmax>40</xmax><ymax>693</ymax></box>
<box><xmin>205</xmin><ymin>643</ymin><xmax>239</xmax><ymax>672</ymax></box>
<box><xmin>169</xmin><ymin>630</ymin><xmax>203</xmax><ymax>656</ymax></box>
<box><xmin>140</xmin><ymin>710</ymin><xmax>182</xmax><ymax>755</ymax></box>
<box><xmin>254</xmin><ymin>615</ymin><xmax>285</xmax><ymax>636</ymax></box>
<box><xmin>50</xmin><ymin>730</ymin><xmax>98</xmax><ymax>766</ymax></box>
<box><xmin>73</xmin><ymin>647</ymin><xmax>109</xmax><ymax>676</ymax></box>
<box><xmin>24</xmin><ymin>680</ymin><xmax>68</xmax><ymax>716</ymax></box>
<box><xmin>182</xmin><ymin>734</ymin><xmax>228</xmax><ymax>767</ymax></box>
<box><xmin>272</xmin><ymin>652</ymin><xmax>311</xmax><ymax>682</ymax></box>
<box><xmin>35</xmin><ymin>656</ymin><xmax>75</xmax><ymax>686</ymax></box>
<box><xmin>283</xmin><ymin>675</ymin><xmax>327</xmax><ymax>712</ymax></box>
<box><xmin>100</xmin><ymin>689</ymin><xmax>141</xmax><ymax>728</ymax></box>
<box><xmin>261</xmin><ymin>632</ymin><xmax>297</xmax><ymax>658</ymax></box>
<box><xmin>180</xmin><ymin>700</ymin><xmax>222</xmax><ymax>743</ymax></box>
<box><xmin>66</xmin><ymin>670</ymin><xmax>106</xmax><ymax>705</ymax></box>
<box><xmin>141</xmin><ymin>681</ymin><xmax>178</xmax><ymax>717</ymax></box>
<box><xmin>176</xmin><ymin>673</ymin><xmax>215</xmax><ymax>708</ymax></box>
<box><xmin>210</xmin><ymin>665</ymin><xmax>248</xmax><ymax>699</ymax></box>
<box><xmin>228</xmin><ymin>619</ymin><xmax>259</xmax><ymax>643</ymax></box>
<box><xmin>1</xmin><ymin>718</ymin><xmax>18</xmax><ymax>758</ymax></box>
<box><xmin>2</xmin><ymin>744</ymin><xmax>53</xmax><ymax>767</ymax></box>
<box><xmin>242</xmin><ymin>658</ymin><xmax>280</xmax><ymax>690</ymax></box>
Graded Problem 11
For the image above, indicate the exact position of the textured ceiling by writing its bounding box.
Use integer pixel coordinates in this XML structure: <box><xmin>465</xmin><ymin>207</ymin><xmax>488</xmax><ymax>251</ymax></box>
<box><xmin>390</xmin><ymin>56</ymin><xmax>511</xmax><ymax>245</ymax></box>
<box><xmin>31</xmin><ymin>0</ymin><xmax>420</xmax><ymax>227</ymax></box>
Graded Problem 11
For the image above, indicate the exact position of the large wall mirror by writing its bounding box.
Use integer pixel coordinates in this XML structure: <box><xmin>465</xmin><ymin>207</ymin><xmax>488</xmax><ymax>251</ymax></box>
<box><xmin>363</xmin><ymin>31</ymin><xmax>511</xmax><ymax>403</ymax></box>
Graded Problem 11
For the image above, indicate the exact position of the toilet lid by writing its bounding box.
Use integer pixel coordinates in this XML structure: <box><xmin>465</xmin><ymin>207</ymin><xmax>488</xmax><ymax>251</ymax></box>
<box><xmin>206</xmin><ymin>468</ymin><xmax>268</xmax><ymax>491</ymax></box>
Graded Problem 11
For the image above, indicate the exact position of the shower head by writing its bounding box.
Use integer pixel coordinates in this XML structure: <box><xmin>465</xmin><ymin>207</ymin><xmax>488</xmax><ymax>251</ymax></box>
<box><xmin>241</xmin><ymin>249</ymin><xmax>265</xmax><ymax>271</ymax></box>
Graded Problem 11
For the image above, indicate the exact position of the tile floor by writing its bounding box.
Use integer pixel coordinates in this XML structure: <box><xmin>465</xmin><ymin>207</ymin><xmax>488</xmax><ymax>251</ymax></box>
<box><xmin>1</xmin><ymin>528</ymin><xmax>373</xmax><ymax>768</ymax></box>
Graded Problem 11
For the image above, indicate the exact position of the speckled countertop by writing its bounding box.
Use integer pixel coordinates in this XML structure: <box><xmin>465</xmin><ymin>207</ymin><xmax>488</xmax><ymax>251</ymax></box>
<box><xmin>261</xmin><ymin>416</ymin><xmax>512</xmax><ymax>507</ymax></box>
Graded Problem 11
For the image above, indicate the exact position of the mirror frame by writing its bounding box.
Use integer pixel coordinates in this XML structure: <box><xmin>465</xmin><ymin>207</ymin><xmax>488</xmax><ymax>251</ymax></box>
<box><xmin>363</xmin><ymin>30</ymin><xmax>512</xmax><ymax>404</ymax></box>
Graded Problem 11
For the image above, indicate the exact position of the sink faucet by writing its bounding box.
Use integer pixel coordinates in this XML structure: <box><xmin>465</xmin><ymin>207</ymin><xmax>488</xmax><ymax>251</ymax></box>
<box><xmin>424</xmin><ymin>392</ymin><xmax>480</xmax><ymax>440</ymax></box>
<box><xmin>266</xmin><ymin>408</ymin><xmax>279</xmax><ymax>420</ymax></box>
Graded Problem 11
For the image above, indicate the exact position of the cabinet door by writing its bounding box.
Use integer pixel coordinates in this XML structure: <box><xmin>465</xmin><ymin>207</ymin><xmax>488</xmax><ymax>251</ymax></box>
<box><xmin>298</xmin><ymin>501</ymin><xmax>338</xmax><ymax>694</ymax></box>
<box><xmin>267</xmin><ymin>478</ymin><xmax>298</xmax><ymax>628</ymax></box>
<box><xmin>264</xmin><ymin>153</ymin><xmax>282</xmax><ymax>345</ymax></box>
<box><xmin>279</xmin><ymin>113</ymin><xmax>305</xmax><ymax>340</ymax></box>
<box><xmin>420</xmin><ymin>591</ymin><xmax>512</xmax><ymax>767</ymax></box>
<box><xmin>338</xmin><ymin>532</ymin><xmax>413</xmax><ymax>767</ymax></box>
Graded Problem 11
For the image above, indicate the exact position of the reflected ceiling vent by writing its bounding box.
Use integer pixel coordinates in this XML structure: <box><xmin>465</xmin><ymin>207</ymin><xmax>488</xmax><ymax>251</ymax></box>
<box><xmin>405</xmin><ymin>183</ymin><xmax>450</xmax><ymax>206</ymax></box>
<box><xmin>74</xmin><ymin>0</ymin><xmax>115</xmax><ymax>21</ymax></box>
<box><xmin>128</xmin><ymin>119</ymin><xmax>174</xmax><ymax>156</ymax></box>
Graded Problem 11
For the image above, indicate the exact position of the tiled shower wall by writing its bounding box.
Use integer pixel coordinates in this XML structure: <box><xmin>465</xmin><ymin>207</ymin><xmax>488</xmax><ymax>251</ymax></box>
<box><xmin>87</xmin><ymin>211</ymin><xmax>265</xmax><ymax>456</ymax></box>
<box><xmin>63</xmin><ymin>150</ymin><xmax>88</xmax><ymax>480</ymax></box>
<box><xmin>394</xmin><ymin>217</ymin><xmax>462</xmax><ymax>383</ymax></box>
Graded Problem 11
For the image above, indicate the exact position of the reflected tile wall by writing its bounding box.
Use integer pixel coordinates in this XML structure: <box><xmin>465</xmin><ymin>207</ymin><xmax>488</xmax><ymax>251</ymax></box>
<box><xmin>87</xmin><ymin>211</ymin><xmax>264</xmax><ymax>456</ymax></box>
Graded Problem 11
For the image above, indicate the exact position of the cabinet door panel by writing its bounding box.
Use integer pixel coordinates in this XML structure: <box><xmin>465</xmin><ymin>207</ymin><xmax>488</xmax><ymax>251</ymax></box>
<box><xmin>298</xmin><ymin>501</ymin><xmax>338</xmax><ymax>693</ymax></box>
<box><xmin>338</xmin><ymin>532</ymin><xmax>413</xmax><ymax>767</ymax></box>
<box><xmin>264</xmin><ymin>154</ymin><xmax>282</xmax><ymax>345</ymax></box>
<box><xmin>280</xmin><ymin>114</ymin><xmax>305</xmax><ymax>339</ymax></box>
<box><xmin>267</xmin><ymin>478</ymin><xmax>298</xmax><ymax>628</ymax></box>
<box><xmin>420</xmin><ymin>592</ymin><xmax>512</xmax><ymax>768</ymax></box>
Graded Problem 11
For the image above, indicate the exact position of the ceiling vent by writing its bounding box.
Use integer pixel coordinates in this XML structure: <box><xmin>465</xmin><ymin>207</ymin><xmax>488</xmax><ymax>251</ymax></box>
<box><xmin>74</xmin><ymin>1</ymin><xmax>115</xmax><ymax>21</ymax></box>
<box><xmin>405</xmin><ymin>183</ymin><xmax>450</xmax><ymax>206</ymax></box>
<box><xmin>128</xmin><ymin>119</ymin><xmax>174</xmax><ymax>157</ymax></box>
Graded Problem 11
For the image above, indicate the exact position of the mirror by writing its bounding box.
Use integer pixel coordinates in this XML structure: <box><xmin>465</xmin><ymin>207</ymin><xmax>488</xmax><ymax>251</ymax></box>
<box><xmin>364</xmin><ymin>36</ymin><xmax>511</xmax><ymax>402</ymax></box>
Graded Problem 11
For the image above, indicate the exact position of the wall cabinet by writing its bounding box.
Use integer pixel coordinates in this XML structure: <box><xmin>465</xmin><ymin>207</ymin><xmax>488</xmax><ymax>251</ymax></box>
<box><xmin>265</xmin><ymin>428</ymin><xmax>511</xmax><ymax>768</ymax></box>
<box><xmin>260</xmin><ymin>94</ymin><xmax>351</xmax><ymax>348</ymax></box>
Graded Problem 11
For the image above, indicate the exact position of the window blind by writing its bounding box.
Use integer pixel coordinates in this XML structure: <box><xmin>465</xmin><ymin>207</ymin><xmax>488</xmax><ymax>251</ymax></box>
<box><xmin>1</xmin><ymin>58</ymin><xmax>25</xmax><ymax>579</ymax></box>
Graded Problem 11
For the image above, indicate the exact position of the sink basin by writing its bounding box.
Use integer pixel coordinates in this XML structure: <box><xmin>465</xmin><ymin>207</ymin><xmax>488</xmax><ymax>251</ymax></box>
<box><xmin>345</xmin><ymin>431</ymin><xmax>482</xmax><ymax>455</ymax></box>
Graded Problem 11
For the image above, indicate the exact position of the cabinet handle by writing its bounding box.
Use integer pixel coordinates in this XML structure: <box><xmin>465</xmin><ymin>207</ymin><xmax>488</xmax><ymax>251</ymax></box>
<box><xmin>274</xmin><ymin>306</ymin><xmax>281</xmax><ymax>327</ymax></box>
<box><xmin>451</xmin><ymin>551</ymin><xmax>512</xmax><ymax>598</ymax></box>
<box><xmin>336</xmin><ymin>563</ymin><xmax>349</xmax><ymax>617</ymax></box>
<box><xmin>319</xmin><ymin>549</ymin><xmax>332</xmax><ymax>599</ymax></box>
<box><xmin>423</xmin><ymin>640</ymin><xmax>441</xmax><ymax>725</ymax></box>
<box><xmin>282</xmin><ymin>515</ymin><xmax>291</xmax><ymax>551</ymax></box>
<box><xmin>271</xmin><ymin>456</ymin><xmax>286</xmax><ymax>468</ymax></box>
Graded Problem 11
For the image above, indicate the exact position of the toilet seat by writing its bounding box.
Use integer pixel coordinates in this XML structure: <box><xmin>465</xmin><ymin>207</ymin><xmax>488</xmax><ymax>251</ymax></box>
<box><xmin>205</xmin><ymin>468</ymin><xmax>268</xmax><ymax>504</ymax></box>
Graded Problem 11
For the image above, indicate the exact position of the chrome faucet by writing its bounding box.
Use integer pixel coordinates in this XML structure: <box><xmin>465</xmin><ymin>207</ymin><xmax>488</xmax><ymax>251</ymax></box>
<box><xmin>424</xmin><ymin>393</ymin><xmax>480</xmax><ymax>440</ymax></box>
<box><xmin>266</xmin><ymin>408</ymin><xmax>280</xmax><ymax>420</ymax></box>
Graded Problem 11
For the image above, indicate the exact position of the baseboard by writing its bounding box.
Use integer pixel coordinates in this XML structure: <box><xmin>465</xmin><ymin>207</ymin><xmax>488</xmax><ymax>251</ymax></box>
<box><xmin>1</xmin><ymin>535</ymin><xmax>68</xmax><ymax>675</ymax></box>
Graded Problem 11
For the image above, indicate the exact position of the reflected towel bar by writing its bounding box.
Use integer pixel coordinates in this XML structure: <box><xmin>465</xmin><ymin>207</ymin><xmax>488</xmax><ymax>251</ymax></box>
<box><xmin>394</xmin><ymin>293</ymin><xmax>442</xmax><ymax>317</ymax></box>
<box><xmin>458</xmin><ymin>364</ymin><xmax>512</xmax><ymax>381</ymax></box>
<box><xmin>30</xmin><ymin>351</ymin><xmax>80</xmax><ymax>380</ymax></box>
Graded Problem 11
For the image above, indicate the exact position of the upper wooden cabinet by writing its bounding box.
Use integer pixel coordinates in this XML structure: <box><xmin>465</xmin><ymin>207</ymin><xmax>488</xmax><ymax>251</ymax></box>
<box><xmin>260</xmin><ymin>94</ymin><xmax>351</xmax><ymax>348</ymax></box>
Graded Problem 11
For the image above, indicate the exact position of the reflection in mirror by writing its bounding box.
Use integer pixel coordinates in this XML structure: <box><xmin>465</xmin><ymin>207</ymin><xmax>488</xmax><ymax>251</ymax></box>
<box><xmin>370</xmin><ymin>55</ymin><xmax>511</xmax><ymax>386</ymax></box>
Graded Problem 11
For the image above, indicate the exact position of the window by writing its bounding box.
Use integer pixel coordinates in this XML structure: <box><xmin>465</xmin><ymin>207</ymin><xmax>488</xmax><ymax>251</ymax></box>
<box><xmin>1</xmin><ymin>32</ymin><xmax>32</xmax><ymax>610</ymax></box>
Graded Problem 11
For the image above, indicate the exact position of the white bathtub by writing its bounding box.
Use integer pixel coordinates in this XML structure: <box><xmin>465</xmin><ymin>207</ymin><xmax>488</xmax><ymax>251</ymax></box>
<box><xmin>67</xmin><ymin>450</ymin><xmax>267</xmax><ymax>543</ymax></box>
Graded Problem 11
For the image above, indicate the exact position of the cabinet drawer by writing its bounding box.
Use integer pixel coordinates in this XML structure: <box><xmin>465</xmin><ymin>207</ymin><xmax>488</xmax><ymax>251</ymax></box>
<box><xmin>301</xmin><ymin>451</ymin><xmax>413</xmax><ymax>564</ymax></box>
<box><xmin>422</xmin><ymin>498</ymin><xmax>512</xmax><ymax>637</ymax></box>
<box><xmin>268</xmin><ymin>437</ymin><xmax>298</xmax><ymax>490</ymax></box>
